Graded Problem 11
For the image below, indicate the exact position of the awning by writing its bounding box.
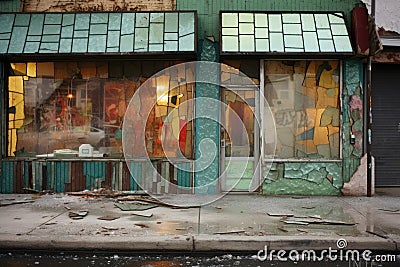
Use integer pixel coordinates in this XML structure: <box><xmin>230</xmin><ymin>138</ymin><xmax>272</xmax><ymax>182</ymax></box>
<box><xmin>0</xmin><ymin>11</ymin><xmax>196</xmax><ymax>57</ymax></box>
<box><xmin>220</xmin><ymin>12</ymin><xmax>353</xmax><ymax>56</ymax></box>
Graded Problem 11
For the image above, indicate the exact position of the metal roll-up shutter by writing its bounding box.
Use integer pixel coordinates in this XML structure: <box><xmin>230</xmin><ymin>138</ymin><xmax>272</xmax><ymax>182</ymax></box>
<box><xmin>371</xmin><ymin>64</ymin><xmax>400</xmax><ymax>186</ymax></box>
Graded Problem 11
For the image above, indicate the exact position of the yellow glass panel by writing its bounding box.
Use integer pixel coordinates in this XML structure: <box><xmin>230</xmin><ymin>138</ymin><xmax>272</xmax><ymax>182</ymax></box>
<box><xmin>27</xmin><ymin>62</ymin><xmax>37</xmax><ymax>77</ymax></box>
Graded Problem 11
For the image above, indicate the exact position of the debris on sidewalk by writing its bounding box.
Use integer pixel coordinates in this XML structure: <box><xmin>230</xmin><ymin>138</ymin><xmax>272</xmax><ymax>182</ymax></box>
<box><xmin>277</xmin><ymin>227</ymin><xmax>288</xmax><ymax>232</ymax></box>
<box><xmin>282</xmin><ymin>217</ymin><xmax>355</xmax><ymax>226</ymax></box>
<box><xmin>69</xmin><ymin>210</ymin><xmax>88</xmax><ymax>220</ymax></box>
<box><xmin>116</xmin><ymin>196</ymin><xmax>199</xmax><ymax>209</ymax></box>
<box><xmin>97</xmin><ymin>215</ymin><xmax>120</xmax><ymax>221</ymax></box>
<box><xmin>366</xmin><ymin>230</ymin><xmax>388</xmax><ymax>239</ymax></box>
<box><xmin>67</xmin><ymin>188</ymin><xmax>130</xmax><ymax>198</ymax></box>
<box><xmin>267</xmin><ymin>212</ymin><xmax>294</xmax><ymax>217</ymax></box>
<box><xmin>213</xmin><ymin>230</ymin><xmax>246</xmax><ymax>235</ymax></box>
<box><xmin>0</xmin><ymin>200</ymin><xmax>35</xmax><ymax>207</ymax></box>
<box><xmin>115</xmin><ymin>202</ymin><xmax>158</xmax><ymax>211</ymax></box>
<box><xmin>131</xmin><ymin>212</ymin><xmax>153</xmax><ymax>218</ymax></box>
<box><xmin>102</xmin><ymin>226</ymin><xmax>119</xmax><ymax>231</ymax></box>
<box><xmin>134</xmin><ymin>223</ymin><xmax>150</xmax><ymax>228</ymax></box>
<box><xmin>297</xmin><ymin>228</ymin><xmax>309</xmax><ymax>233</ymax></box>
<box><xmin>378</xmin><ymin>208</ymin><xmax>400</xmax><ymax>213</ymax></box>
<box><xmin>282</xmin><ymin>220</ymin><xmax>309</xmax><ymax>225</ymax></box>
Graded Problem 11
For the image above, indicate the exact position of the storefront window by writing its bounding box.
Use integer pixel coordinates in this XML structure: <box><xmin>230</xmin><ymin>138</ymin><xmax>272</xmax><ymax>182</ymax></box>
<box><xmin>8</xmin><ymin>61</ymin><xmax>193</xmax><ymax>158</ymax></box>
<box><xmin>264</xmin><ymin>60</ymin><xmax>340</xmax><ymax>159</ymax></box>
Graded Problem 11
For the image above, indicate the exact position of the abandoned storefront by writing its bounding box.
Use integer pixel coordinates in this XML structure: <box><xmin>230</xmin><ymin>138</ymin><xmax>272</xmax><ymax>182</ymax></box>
<box><xmin>0</xmin><ymin>0</ymin><xmax>369</xmax><ymax>196</ymax></box>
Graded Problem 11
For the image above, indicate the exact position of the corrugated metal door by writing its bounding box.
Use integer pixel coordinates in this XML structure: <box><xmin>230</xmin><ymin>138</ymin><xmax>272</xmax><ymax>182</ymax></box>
<box><xmin>371</xmin><ymin>64</ymin><xmax>400</xmax><ymax>186</ymax></box>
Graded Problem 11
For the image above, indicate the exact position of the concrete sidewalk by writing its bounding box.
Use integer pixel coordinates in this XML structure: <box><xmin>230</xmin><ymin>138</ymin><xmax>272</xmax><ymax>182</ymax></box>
<box><xmin>0</xmin><ymin>190</ymin><xmax>399</xmax><ymax>252</ymax></box>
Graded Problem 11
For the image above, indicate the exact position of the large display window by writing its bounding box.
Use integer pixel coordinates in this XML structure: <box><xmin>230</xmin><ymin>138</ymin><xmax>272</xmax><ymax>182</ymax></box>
<box><xmin>7</xmin><ymin>61</ymin><xmax>193</xmax><ymax>158</ymax></box>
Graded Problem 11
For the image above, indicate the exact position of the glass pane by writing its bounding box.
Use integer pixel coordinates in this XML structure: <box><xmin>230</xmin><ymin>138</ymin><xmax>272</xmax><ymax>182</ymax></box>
<box><xmin>331</xmin><ymin>24</ymin><xmax>348</xmax><ymax>35</ymax></box>
<box><xmin>72</xmin><ymin>38</ymin><xmax>88</xmax><ymax>53</ymax></box>
<box><xmin>284</xmin><ymin>35</ymin><xmax>303</xmax><ymax>49</ymax></box>
<box><xmin>62</xmin><ymin>14</ymin><xmax>75</xmax><ymax>26</ymax></box>
<box><xmin>136</xmin><ymin>13</ymin><xmax>149</xmax><ymax>27</ymax></box>
<box><xmin>319</xmin><ymin>39</ymin><xmax>335</xmax><ymax>52</ymax></box>
<box><xmin>0</xmin><ymin>40</ymin><xmax>9</xmax><ymax>53</ymax></box>
<box><xmin>75</xmin><ymin>14</ymin><xmax>90</xmax><ymax>30</ymax></box>
<box><xmin>256</xmin><ymin>39</ymin><xmax>269</xmax><ymax>52</ymax></box>
<box><xmin>74</xmin><ymin>30</ymin><xmax>88</xmax><ymax>38</ymax></box>
<box><xmin>164</xmin><ymin>40</ymin><xmax>178</xmax><ymax>51</ymax></box>
<box><xmin>317</xmin><ymin>29</ymin><xmax>332</xmax><ymax>39</ymax></box>
<box><xmin>239</xmin><ymin>13</ymin><xmax>254</xmax><ymax>23</ymax></box>
<box><xmin>59</xmin><ymin>38</ymin><xmax>72</xmax><ymax>53</ymax></box>
<box><xmin>8</xmin><ymin>27</ymin><xmax>28</xmax><ymax>53</ymax></box>
<box><xmin>301</xmin><ymin>14</ymin><xmax>316</xmax><ymax>31</ymax></box>
<box><xmin>108</xmin><ymin>13</ymin><xmax>121</xmax><ymax>30</ymax></box>
<box><xmin>39</xmin><ymin>42</ymin><xmax>59</xmax><ymax>53</ymax></box>
<box><xmin>90</xmin><ymin>24</ymin><xmax>107</xmax><ymax>35</ymax></box>
<box><xmin>88</xmin><ymin>35</ymin><xmax>107</xmax><ymax>52</ymax></box>
<box><xmin>303</xmin><ymin>32</ymin><xmax>319</xmax><ymax>52</ymax></box>
<box><xmin>106</xmin><ymin>47</ymin><xmax>119</xmax><ymax>53</ymax></box>
<box><xmin>282</xmin><ymin>13</ymin><xmax>300</xmax><ymax>23</ymax></box>
<box><xmin>328</xmin><ymin>13</ymin><xmax>345</xmax><ymax>24</ymax></box>
<box><xmin>134</xmin><ymin>28</ymin><xmax>148</xmax><ymax>52</ymax></box>
<box><xmin>107</xmin><ymin>31</ymin><xmax>120</xmax><ymax>48</ymax></box>
<box><xmin>333</xmin><ymin>36</ymin><xmax>353</xmax><ymax>52</ymax></box>
<box><xmin>285</xmin><ymin>47</ymin><xmax>303</xmax><ymax>52</ymax></box>
<box><xmin>255</xmin><ymin>14</ymin><xmax>268</xmax><ymax>27</ymax></box>
<box><xmin>268</xmin><ymin>14</ymin><xmax>282</xmax><ymax>32</ymax></box>
<box><xmin>315</xmin><ymin>14</ymin><xmax>329</xmax><ymax>28</ymax></box>
<box><xmin>29</xmin><ymin>14</ymin><xmax>44</xmax><ymax>35</ymax></box>
<box><xmin>24</xmin><ymin>42</ymin><xmax>40</xmax><ymax>53</ymax></box>
<box><xmin>149</xmin><ymin>44</ymin><xmax>163</xmax><ymax>51</ymax></box>
<box><xmin>164</xmin><ymin>32</ymin><xmax>178</xmax><ymax>41</ymax></box>
<box><xmin>121</xmin><ymin>13</ymin><xmax>135</xmax><ymax>35</ymax></box>
<box><xmin>15</xmin><ymin>14</ymin><xmax>30</xmax><ymax>26</ymax></box>
<box><xmin>27</xmin><ymin>35</ymin><xmax>41</xmax><ymax>42</ymax></box>
<box><xmin>165</xmin><ymin>13</ymin><xmax>178</xmax><ymax>32</ymax></box>
<box><xmin>61</xmin><ymin>25</ymin><xmax>73</xmax><ymax>38</ymax></box>
<box><xmin>91</xmin><ymin>13</ymin><xmax>108</xmax><ymax>24</ymax></box>
<box><xmin>239</xmin><ymin>23</ymin><xmax>254</xmax><ymax>34</ymax></box>
<box><xmin>43</xmin><ymin>25</ymin><xmax>60</xmax><ymax>35</ymax></box>
<box><xmin>0</xmin><ymin>14</ymin><xmax>14</xmax><ymax>33</ymax></box>
<box><xmin>149</xmin><ymin>23</ymin><xmax>163</xmax><ymax>44</ymax></box>
<box><xmin>239</xmin><ymin>35</ymin><xmax>255</xmax><ymax>52</ymax></box>
<box><xmin>45</xmin><ymin>14</ymin><xmax>62</xmax><ymax>25</ymax></box>
<box><xmin>222</xmin><ymin>28</ymin><xmax>238</xmax><ymax>36</ymax></box>
<box><xmin>255</xmin><ymin>28</ymin><xmax>268</xmax><ymax>38</ymax></box>
<box><xmin>179</xmin><ymin>13</ymin><xmax>194</xmax><ymax>36</ymax></box>
<box><xmin>269</xmin><ymin>32</ymin><xmax>284</xmax><ymax>52</ymax></box>
<box><xmin>150</xmin><ymin>13</ymin><xmax>164</xmax><ymax>23</ymax></box>
<box><xmin>42</xmin><ymin>35</ymin><xmax>60</xmax><ymax>43</ymax></box>
<box><xmin>222</xmin><ymin>36</ymin><xmax>238</xmax><ymax>52</ymax></box>
<box><xmin>179</xmin><ymin>33</ymin><xmax>194</xmax><ymax>51</ymax></box>
<box><xmin>283</xmin><ymin>24</ymin><xmax>301</xmax><ymax>34</ymax></box>
<box><xmin>120</xmin><ymin>34</ymin><xmax>134</xmax><ymax>52</ymax></box>
<box><xmin>222</xmin><ymin>13</ymin><xmax>238</xmax><ymax>27</ymax></box>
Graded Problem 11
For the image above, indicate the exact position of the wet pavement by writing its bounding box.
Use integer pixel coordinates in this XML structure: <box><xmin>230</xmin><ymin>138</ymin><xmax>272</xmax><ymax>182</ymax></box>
<box><xmin>0</xmin><ymin>190</ymin><xmax>399</xmax><ymax>254</ymax></box>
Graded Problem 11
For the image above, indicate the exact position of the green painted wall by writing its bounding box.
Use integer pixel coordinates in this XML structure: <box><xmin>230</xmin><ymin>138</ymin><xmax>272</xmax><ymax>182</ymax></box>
<box><xmin>177</xmin><ymin>0</ymin><xmax>361</xmax><ymax>40</ymax></box>
<box><xmin>0</xmin><ymin>0</ymin><xmax>20</xmax><ymax>12</ymax></box>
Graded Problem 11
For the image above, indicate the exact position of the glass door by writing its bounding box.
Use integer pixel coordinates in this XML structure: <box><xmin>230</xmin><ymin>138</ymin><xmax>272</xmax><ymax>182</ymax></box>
<box><xmin>220</xmin><ymin>87</ymin><xmax>259</xmax><ymax>192</ymax></box>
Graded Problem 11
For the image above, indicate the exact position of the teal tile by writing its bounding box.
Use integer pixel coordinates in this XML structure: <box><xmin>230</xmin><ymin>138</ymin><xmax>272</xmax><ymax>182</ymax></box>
<box><xmin>0</xmin><ymin>33</ymin><xmax>11</xmax><ymax>40</ymax></box>
<box><xmin>134</xmin><ymin>28</ymin><xmax>148</xmax><ymax>51</ymax></box>
<box><xmin>150</xmin><ymin>13</ymin><xmax>164</xmax><ymax>23</ymax></box>
<box><xmin>39</xmin><ymin>42</ymin><xmax>59</xmax><ymax>53</ymax></box>
<box><xmin>59</xmin><ymin>38</ymin><xmax>72</xmax><ymax>53</ymax></box>
<box><xmin>72</xmin><ymin>38</ymin><xmax>88</xmax><ymax>53</ymax></box>
<box><xmin>15</xmin><ymin>14</ymin><xmax>30</xmax><ymax>26</ymax></box>
<box><xmin>45</xmin><ymin>14</ymin><xmax>62</xmax><ymax>25</ymax></box>
<box><xmin>24</xmin><ymin>41</ymin><xmax>40</xmax><ymax>53</ymax></box>
<box><xmin>136</xmin><ymin>13</ymin><xmax>149</xmax><ymax>27</ymax></box>
<box><xmin>149</xmin><ymin>23</ymin><xmax>163</xmax><ymax>44</ymax></box>
<box><xmin>88</xmin><ymin>35</ymin><xmax>106</xmax><ymax>52</ymax></box>
<box><xmin>43</xmin><ymin>25</ymin><xmax>61</xmax><ymax>35</ymax></box>
<box><xmin>90</xmin><ymin>24</ymin><xmax>107</xmax><ymax>35</ymax></box>
<box><xmin>91</xmin><ymin>13</ymin><xmax>108</xmax><ymax>24</ymax></box>
<box><xmin>28</xmin><ymin>14</ymin><xmax>44</xmax><ymax>35</ymax></box>
<box><xmin>179</xmin><ymin>33</ymin><xmax>194</xmax><ymax>51</ymax></box>
<box><xmin>0</xmin><ymin>40</ymin><xmax>9</xmax><ymax>53</ymax></box>
<box><xmin>74</xmin><ymin>30</ymin><xmax>88</xmax><ymax>38</ymax></box>
<box><xmin>164</xmin><ymin>40</ymin><xmax>178</xmax><ymax>51</ymax></box>
<box><xmin>106</xmin><ymin>47</ymin><xmax>119</xmax><ymax>53</ymax></box>
<box><xmin>62</xmin><ymin>14</ymin><xmax>75</xmax><ymax>26</ymax></box>
<box><xmin>8</xmin><ymin>27</ymin><xmax>28</xmax><ymax>53</ymax></box>
<box><xmin>0</xmin><ymin>14</ymin><xmax>14</xmax><ymax>33</ymax></box>
<box><xmin>107</xmin><ymin>30</ymin><xmax>120</xmax><ymax>48</ymax></box>
<box><xmin>120</xmin><ymin>34</ymin><xmax>134</xmax><ymax>52</ymax></box>
<box><xmin>61</xmin><ymin>25</ymin><xmax>73</xmax><ymax>38</ymax></box>
<box><xmin>121</xmin><ymin>13</ymin><xmax>135</xmax><ymax>35</ymax></box>
<box><xmin>149</xmin><ymin>44</ymin><xmax>163</xmax><ymax>51</ymax></box>
<box><xmin>42</xmin><ymin>35</ymin><xmax>60</xmax><ymax>42</ymax></box>
<box><xmin>165</xmin><ymin>13</ymin><xmax>178</xmax><ymax>32</ymax></box>
<box><xmin>75</xmin><ymin>14</ymin><xmax>90</xmax><ymax>30</ymax></box>
<box><xmin>109</xmin><ymin>13</ymin><xmax>121</xmax><ymax>30</ymax></box>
